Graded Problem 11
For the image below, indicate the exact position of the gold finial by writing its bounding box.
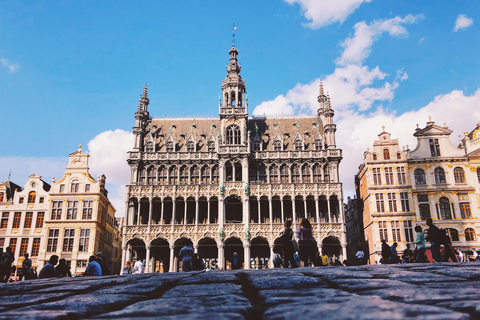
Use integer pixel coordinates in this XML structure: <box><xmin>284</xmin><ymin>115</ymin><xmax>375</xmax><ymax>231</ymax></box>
<box><xmin>382</xmin><ymin>126</ymin><xmax>385</xmax><ymax>132</ymax></box>
<box><xmin>428</xmin><ymin>116</ymin><xmax>432</xmax><ymax>121</ymax></box>
<box><xmin>416</xmin><ymin>124</ymin><xmax>419</xmax><ymax>128</ymax></box>
<box><xmin>78</xmin><ymin>144</ymin><xmax>82</xmax><ymax>151</ymax></box>
<box><xmin>443</xmin><ymin>122</ymin><xmax>446</xmax><ymax>127</ymax></box>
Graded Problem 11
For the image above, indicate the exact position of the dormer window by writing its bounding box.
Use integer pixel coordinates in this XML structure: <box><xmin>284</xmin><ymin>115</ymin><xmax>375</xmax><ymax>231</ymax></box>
<box><xmin>71</xmin><ymin>182</ymin><xmax>79</xmax><ymax>193</ymax></box>
<box><xmin>273</xmin><ymin>140</ymin><xmax>282</xmax><ymax>151</ymax></box>
<box><xmin>253</xmin><ymin>141</ymin><xmax>261</xmax><ymax>152</ymax></box>
<box><xmin>226</xmin><ymin>125</ymin><xmax>241</xmax><ymax>145</ymax></box>
<box><xmin>166</xmin><ymin>142</ymin><xmax>174</xmax><ymax>152</ymax></box>
<box><xmin>372</xmin><ymin>154</ymin><xmax>377</xmax><ymax>161</ymax></box>
<box><xmin>314</xmin><ymin>139</ymin><xmax>322</xmax><ymax>150</ymax></box>
<box><xmin>208</xmin><ymin>141</ymin><xmax>215</xmax><ymax>152</ymax></box>
<box><xmin>429</xmin><ymin>139</ymin><xmax>441</xmax><ymax>156</ymax></box>
<box><xmin>145</xmin><ymin>141</ymin><xmax>154</xmax><ymax>152</ymax></box>
<box><xmin>28</xmin><ymin>191</ymin><xmax>36</xmax><ymax>204</ymax></box>
<box><xmin>383</xmin><ymin>149</ymin><xmax>390</xmax><ymax>160</ymax></box>
<box><xmin>186</xmin><ymin>141</ymin><xmax>195</xmax><ymax>152</ymax></box>
<box><xmin>396</xmin><ymin>153</ymin><xmax>401</xmax><ymax>160</ymax></box>
<box><xmin>294</xmin><ymin>140</ymin><xmax>303</xmax><ymax>151</ymax></box>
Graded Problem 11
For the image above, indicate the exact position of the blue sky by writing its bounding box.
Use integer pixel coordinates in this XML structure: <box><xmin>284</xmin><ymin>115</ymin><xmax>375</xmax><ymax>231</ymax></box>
<box><xmin>1</xmin><ymin>0</ymin><xmax>479</xmax><ymax>215</ymax></box>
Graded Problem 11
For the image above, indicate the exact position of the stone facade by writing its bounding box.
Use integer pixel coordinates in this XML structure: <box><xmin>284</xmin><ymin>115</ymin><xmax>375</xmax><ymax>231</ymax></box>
<box><xmin>356</xmin><ymin>121</ymin><xmax>480</xmax><ymax>264</ymax></box>
<box><xmin>123</xmin><ymin>45</ymin><xmax>346</xmax><ymax>272</ymax></box>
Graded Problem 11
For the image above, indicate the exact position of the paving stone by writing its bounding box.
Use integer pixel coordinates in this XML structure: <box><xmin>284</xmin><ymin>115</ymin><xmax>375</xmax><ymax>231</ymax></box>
<box><xmin>162</xmin><ymin>282</ymin><xmax>244</xmax><ymax>298</ymax></box>
<box><xmin>177</xmin><ymin>270</ymin><xmax>240</xmax><ymax>285</ymax></box>
<box><xmin>246</xmin><ymin>274</ymin><xmax>325</xmax><ymax>290</ymax></box>
<box><xmin>436</xmin><ymin>300</ymin><xmax>480</xmax><ymax>318</ymax></box>
<box><xmin>258</xmin><ymin>287</ymin><xmax>353</xmax><ymax>307</ymax></box>
<box><xmin>0</xmin><ymin>292</ymin><xmax>73</xmax><ymax>309</ymax></box>
<box><xmin>326</xmin><ymin>278</ymin><xmax>416</xmax><ymax>292</ymax></box>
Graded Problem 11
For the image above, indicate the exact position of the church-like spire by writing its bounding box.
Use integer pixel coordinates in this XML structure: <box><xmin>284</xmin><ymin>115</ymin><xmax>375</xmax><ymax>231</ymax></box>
<box><xmin>220</xmin><ymin>41</ymin><xmax>246</xmax><ymax>114</ymax></box>
<box><xmin>138</xmin><ymin>83</ymin><xmax>150</xmax><ymax>112</ymax></box>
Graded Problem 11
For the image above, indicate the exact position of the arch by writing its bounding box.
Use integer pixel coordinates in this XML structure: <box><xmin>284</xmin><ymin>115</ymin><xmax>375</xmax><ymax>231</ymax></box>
<box><xmin>439</xmin><ymin>197</ymin><xmax>452</xmax><ymax>220</ymax></box>
<box><xmin>269</xmin><ymin>164</ymin><xmax>279</xmax><ymax>183</ymax></box>
<box><xmin>224</xmin><ymin>237</ymin><xmax>244</xmax><ymax>270</ymax></box>
<box><xmin>465</xmin><ymin>228</ymin><xmax>476</xmax><ymax>241</ymax></box>
<box><xmin>174</xmin><ymin>237</ymin><xmax>194</xmax><ymax>272</ymax></box>
<box><xmin>414</xmin><ymin>169</ymin><xmax>426</xmax><ymax>185</ymax></box>
<box><xmin>282</xmin><ymin>195</ymin><xmax>293</xmax><ymax>222</ymax></box>
<box><xmin>301</xmin><ymin>164</ymin><xmax>311</xmax><ymax>183</ymax></box>
<box><xmin>149</xmin><ymin>238</ymin><xmax>170</xmax><ymax>273</ymax></box>
<box><xmin>322</xmin><ymin>236</ymin><xmax>341</xmax><ymax>259</ymax></box>
<box><xmin>383</xmin><ymin>149</ymin><xmax>390</xmax><ymax>160</ymax></box>
<box><xmin>226</xmin><ymin>124</ymin><xmax>241</xmax><ymax>145</ymax></box>
<box><xmin>271</xmin><ymin>195</ymin><xmax>282</xmax><ymax>223</ymax></box>
<box><xmin>28</xmin><ymin>191</ymin><xmax>36</xmax><ymax>204</ymax></box>
<box><xmin>234</xmin><ymin>161</ymin><xmax>242</xmax><ymax>181</ymax></box>
<box><xmin>126</xmin><ymin>238</ymin><xmax>146</xmax><ymax>264</ymax></box>
<box><xmin>250</xmin><ymin>237</ymin><xmax>270</xmax><ymax>269</ymax></box>
<box><xmin>198</xmin><ymin>237</ymin><xmax>218</xmax><ymax>269</ymax></box>
<box><xmin>454</xmin><ymin>167</ymin><xmax>466</xmax><ymax>183</ymax></box>
<box><xmin>225</xmin><ymin>195</ymin><xmax>242</xmax><ymax>223</ymax></box>
<box><xmin>434</xmin><ymin>167</ymin><xmax>446</xmax><ymax>184</ymax></box>
<box><xmin>209</xmin><ymin>196</ymin><xmax>219</xmax><ymax>223</ymax></box>
<box><xmin>162</xmin><ymin>197</ymin><xmax>173</xmax><ymax>224</ymax></box>
<box><xmin>169</xmin><ymin>166</ymin><xmax>178</xmax><ymax>184</ymax></box>
<box><xmin>372</xmin><ymin>153</ymin><xmax>377</xmax><ymax>161</ymax></box>
<box><xmin>139</xmin><ymin>197</ymin><xmax>150</xmax><ymax>225</ymax></box>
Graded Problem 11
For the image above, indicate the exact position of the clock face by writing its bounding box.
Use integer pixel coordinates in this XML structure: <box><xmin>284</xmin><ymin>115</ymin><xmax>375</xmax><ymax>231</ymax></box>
<box><xmin>31</xmin><ymin>182</ymin><xmax>36</xmax><ymax>188</ymax></box>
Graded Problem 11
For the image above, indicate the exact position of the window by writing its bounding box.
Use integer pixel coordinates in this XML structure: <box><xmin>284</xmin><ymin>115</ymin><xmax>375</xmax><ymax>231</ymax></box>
<box><xmin>414</xmin><ymin>169</ymin><xmax>426</xmax><ymax>185</ymax></box>
<box><xmin>294</xmin><ymin>140</ymin><xmax>303</xmax><ymax>151</ymax></box>
<box><xmin>39</xmin><ymin>197</ymin><xmax>44</xmax><ymax>204</ymax></box>
<box><xmin>19</xmin><ymin>197</ymin><xmax>24</xmax><ymax>204</ymax></box>
<box><xmin>212</xmin><ymin>166</ymin><xmax>219</xmax><ymax>184</ymax></box>
<box><xmin>201</xmin><ymin>166</ymin><xmax>210</xmax><ymax>184</ymax></box>
<box><xmin>169</xmin><ymin>167</ymin><xmax>178</xmax><ymax>184</ymax></box>
<box><xmin>258</xmin><ymin>164</ymin><xmax>267</xmax><ymax>183</ymax></box>
<box><xmin>396</xmin><ymin>152</ymin><xmax>401</xmax><ymax>160</ymax></box>
<box><xmin>438</xmin><ymin>197</ymin><xmax>452</xmax><ymax>220</ymax></box>
<box><xmin>19</xmin><ymin>238</ymin><xmax>28</xmax><ymax>257</ymax></box>
<box><xmin>383</xmin><ymin>149</ymin><xmax>390</xmax><ymax>160</ymax></box>
<box><xmin>51</xmin><ymin>201</ymin><xmax>62</xmax><ymax>220</ymax></box>
<box><xmin>314</xmin><ymin>139</ymin><xmax>322</xmax><ymax>150</ymax></box>
<box><xmin>186</xmin><ymin>141</ymin><xmax>195</xmax><ymax>152</ymax></box>
<box><xmin>477</xmin><ymin>168</ymin><xmax>480</xmax><ymax>183</ymax></box>
<box><xmin>387</xmin><ymin>193</ymin><xmax>397</xmax><ymax>212</ymax></box>
<box><xmin>385</xmin><ymin>167</ymin><xmax>393</xmax><ymax>185</ymax></box>
<box><xmin>77</xmin><ymin>260</ymin><xmax>88</xmax><ymax>268</ymax></box>
<box><xmin>372</xmin><ymin>153</ymin><xmax>377</xmax><ymax>161</ymax></box>
<box><xmin>0</xmin><ymin>238</ymin><xmax>4</xmax><ymax>248</ymax></box>
<box><xmin>458</xmin><ymin>193</ymin><xmax>471</xmax><ymax>219</ymax></box>
<box><xmin>12</xmin><ymin>212</ymin><xmax>21</xmax><ymax>228</ymax></box>
<box><xmin>379</xmin><ymin>221</ymin><xmax>388</xmax><ymax>241</ymax></box>
<box><xmin>465</xmin><ymin>228</ymin><xmax>476</xmax><ymax>241</ymax></box>
<box><xmin>404</xmin><ymin>220</ymin><xmax>414</xmax><ymax>242</ymax></box>
<box><xmin>454</xmin><ymin>167</ymin><xmax>465</xmax><ymax>183</ymax></box>
<box><xmin>301</xmin><ymin>165</ymin><xmax>311</xmax><ymax>183</ymax></box>
<box><xmin>280</xmin><ymin>165</ymin><xmax>289</xmax><ymax>183</ymax></box>
<box><xmin>0</xmin><ymin>193</ymin><xmax>3</xmax><ymax>202</ymax></box>
<box><xmin>418</xmin><ymin>194</ymin><xmax>431</xmax><ymax>220</ymax></box>
<box><xmin>179</xmin><ymin>166</ymin><xmax>188</xmax><ymax>184</ymax></box>
<box><xmin>375</xmin><ymin>194</ymin><xmax>385</xmax><ymax>213</ymax></box>
<box><xmin>208</xmin><ymin>141</ymin><xmax>215</xmax><ymax>152</ymax></box>
<box><xmin>447</xmin><ymin>229</ymin><xmax>459</xmax><ymax>242</ymax></box>
<box><xmin>269</xmin><ymin>166</ymin><xmax>278</xmax><ymax>183</ymax></box>
<box><xmin>47</xmin><ymin>229</ymin><xmax>59</xmax><ymax>252</ymax></box>
<box><xmin>147</xmin><ymin>168</ymin><xmax>156</xmax><ymax>184</ymax></box>
<box><xmin>63</xmin><ymin>229</ymin><xmax>75</xmax><ymax>252</ymax></box>
<box><xmin>391</xmin><ymin>221</ymin><xmax>401</xmax><ymax>242</ymax></box>
<box><xmin>190</xmin><ymin>166</ymin><xmax>199</xmax><ymax>184</ymax></box>
<box><xmin>71</xmin><ymin>182</ymin><xmax>79</xmax><ymax>193</ymax></box>
<box><xmin>138</xmin><ymin>169</ymin><xmax>146</xmax><ymax>185</ymax></box>
<box><xmin>323</xmin><ymin>165</ymin><xmax>330</xmax><ymax>182</ymax></box>
<box><xmin>85</xmin><ymin>184</ymin><xmax>90</xmax><ymax>192</ymax></box>
<box><xmin>312</xmin><ymin>164</ymin><xmax>321</xmax><ymax>183</ymax></box>
<box><xmin>273</xmin><ymin>140</ymin><xmax>282</xmax><ymax>151</ymax></box>
<box><xmin>226</xmin><ymin>125</ymin><xmax>241</xmax><ymax>145</ymax></box>
<box><xmin>429</xmin><ymin>139</ymin><xmax>441</xmax><ymax>156</ymax></box>
<box><xmin>397</xmin><ymin>167</ymin><xmax>406</xmax><ymax>185</ymax></box>
<box><xmin>31</xmin><ymin>238</ymin><xmax>40</xmax><ymax>256</ymax></box>
<box><xmin>145</xmin><ymin>141</ymin><xmax>154</xmax><ymax>152</ymax></box>
<box><xmin>372</xmin><ymin>168</ymin><xmax>382</xmax><ymax>185</ymax></box>
<box><xmin>67</xmin><ymin>201</ymin><xmax>78</xmax><ymax>220</ymax></box>
<box><xmin>28</xmin><ymin>191</ymin><xmax>36</xmax><ymax>204</ymax></box>
<box><xmin>1</xmin><ymin>213</ymin><xmax>9</xmax><ymax>229</ymax></box>
<box><xmin>36</xmin><ymin>212</ymin><xmax>44</xmax><ymax>228</ymax></box>
<box><xmin>158</xmin><ymin>166</ymin><xmax>168</xmax><ymax>185</ymax></box>
<box><xmin>59</xmin><ymin>184</ymin><xmax>65</xmax><ymax>193</ymax></box>
<box><xmin>253</xmin><ymin>141</ymin><xmax>261</xmax><ymax>152</ymax></box>
<box><xmin>166</xmin><ymin>141</ymin><xmax>174</xmax><ymax>152</ymax></box>
<box><xmin>79</xmin><ymin>228</ymin><xmax>90</xmax><ymax>252</ymax></box>
<box><xmin>291</xmin><ymin>165</ymin><xmax>300</xmax><ymax>183</ymax></box>
<box><xmin>434</xmin><ymin>167</ymin><xmax>446</xmax><ymax>184</ymax></box>
<box><xmin>24</xmin><ymin>212</ymin><xmax>33</xmax><ymax>228</ymax></box>
<box><xmin>400</xmin><ymin>192</ymin><xmax>410</xmax><ymax>212</ymax></box>
<box><xmin>9</xmin><ymin>238</ymin><xmax>17</xmax><ymax>253</ymax></box>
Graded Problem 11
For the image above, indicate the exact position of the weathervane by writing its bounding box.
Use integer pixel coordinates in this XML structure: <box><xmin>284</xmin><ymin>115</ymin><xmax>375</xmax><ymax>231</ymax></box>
<box><xmin>232</xmin><ymin>23</ymin><xmax>237</xmax><ymax>46</ymax></box>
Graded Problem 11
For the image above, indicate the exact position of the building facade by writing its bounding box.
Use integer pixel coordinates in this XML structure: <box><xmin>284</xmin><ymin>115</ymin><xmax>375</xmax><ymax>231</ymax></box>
<box><xmin>38</xmin><ymin>146</ymin><xmax>122</xmax><ymax>274</ymax></box>
<box><xmin>356</xmin><ymin>121</ymin><xmax>480</xmax><ymax>264</ymax></box>
<box><xmin>123</xmin><ymin>45</ymin><xmax>346</xmax><ymax>272</ymax></box>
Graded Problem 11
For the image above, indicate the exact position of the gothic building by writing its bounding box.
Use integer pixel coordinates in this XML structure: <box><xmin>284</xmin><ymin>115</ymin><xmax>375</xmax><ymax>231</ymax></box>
<box><xmin>123</xmin><ymin>45</ymin><xmax>346</xmax><ymax>272</ymax></box>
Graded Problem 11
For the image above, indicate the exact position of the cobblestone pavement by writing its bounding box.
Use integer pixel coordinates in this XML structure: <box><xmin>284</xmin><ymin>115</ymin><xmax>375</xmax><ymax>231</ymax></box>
<box><xmin>0</xmin><ymin>263</ymin><xmax>479</xmax><ymax>319</ymax></box>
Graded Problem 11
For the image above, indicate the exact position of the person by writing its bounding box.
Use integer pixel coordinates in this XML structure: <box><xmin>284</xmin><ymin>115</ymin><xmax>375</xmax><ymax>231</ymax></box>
<box><xmin>272</xmin><ymin>250</ymin><xmax>283</xmax><ymax>268</ymax></box>
<box><xmin>441</xmin><ymin>236</ymin><xmax>457</xmax><ymax>262</ymax></box>
<box><xmin>297</xmin><ymin>218</ymin><xmax>315</xmax><ymax>267</ymax></box>
<box><xmin>192</xmin><ymin>253</ymin><xmax>205</xmax><ymax>271</ymax></box>
<box><xmin>84</xmin><ymin>255</ymin><xmax>102</xmax><ymax>276</ymax></box>
<box><xmin>232</xmin><ymin>252</ymin><xmax>243</xmax><ymax>270</ymax></box>
<box><xmin>381</xmin><ymin>240</ymin><xmax>391</xmax><ymax>264</ymax></box>
<box><xmin>355</xmin><ymin>247</ymin><xmax>365</xmax><ymax>266</ymax></box>
<box><xmin>134</xmin><ymin>260</ymin><xmax>144</xmax><ymax>274</ymax></box>
<box><xmin>55</xmin><ymin>258</ymin><xmax>72</xmax><ymax>277</ymax></box>
<box><xmin>280</xmin><ymin>220</ymin><xmax>297</xmax><ymax>268</ymax></box>
<box><xmin>413</xmin><ymin>226</ymin><xmax>427</xmax><ymax>263</ymax></box>
<box><xmin>403</xmin><ymin>244</ymin><xmax>414</xmax><ymax>263</ymax></box>
<box><xmin>123</xmin><ymin>261</ymin><xmax>133</xmax><ymax>275</ymax></box>
<box><xmin>457</xmin><ymin>249</ymin><xmax>464</xmax><ymax>263</ymax></box>
<box><xmin>96</xmin><ymin>252</ymin><xmax>111</xmax><ymax>276</ymax></box>
<box><xmin>179</xmin><ymin>245</ymin><xmax>194</xmax><ymax>272</ymax></box>
<box><xmin>39</xmin><ymin>255</ymin><xmax>62</xmax><ymax>279</ymax></box>
<box><xmin>0</xmin><ymin>246</ymin><xmax>15</xmax><ymax>282</ymax></box>
<box><xmin>22</xmin><ymin>253</ymin><xmax>34</xmax><ymax>280</ymax></box>
<box><xmin>389</xmin><ymin>242</ymin><xmax>399</xmax><ymax>264</ymax></box>
<box><xmin>313</xmin><ymin>250</ymin><xmax>322</xmax><ymax>267</ymax></box>
<box><xmin>320</xmin><ymin>251</ymin><xmax>329</xmax><ymax>266</ymax></box>
<box><xmin>471</xmin><ymin>248</ymin><xmax>479</xmax><ymax>262</ymax></box>
<box><xmin>425</xmin><ymin>218</ymin><xmax>443</xmax><ymax>262</ymax></box>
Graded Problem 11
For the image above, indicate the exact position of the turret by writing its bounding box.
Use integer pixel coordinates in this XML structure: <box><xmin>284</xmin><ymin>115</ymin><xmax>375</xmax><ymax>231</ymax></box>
<box><xmin>133</xmin><ymin>83</ymin><xmax>151</xmax><ymax>151</ymax></box>
<box><xmin>317</xmin><ymin>81</ymin><xmax>337</xmax><ymax>149</ymax></box>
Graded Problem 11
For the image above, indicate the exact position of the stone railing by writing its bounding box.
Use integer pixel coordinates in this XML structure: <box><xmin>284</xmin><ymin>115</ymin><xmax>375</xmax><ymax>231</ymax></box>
<box><xmin>253</xmin><ymin>149</ymin><xmax>342</xmax><ymax>160</ymax></box>
<box><xmin>127</xmin><ymin>151</ymin><xmax>218</xmax><ymax>161</ymax></box>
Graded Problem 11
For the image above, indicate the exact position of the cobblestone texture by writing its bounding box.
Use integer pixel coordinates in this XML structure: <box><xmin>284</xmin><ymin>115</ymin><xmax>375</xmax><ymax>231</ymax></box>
<box><xmin>0</xmin><ymin>263</ymin><xmax>479</xmax><ymax>319</ymax></box>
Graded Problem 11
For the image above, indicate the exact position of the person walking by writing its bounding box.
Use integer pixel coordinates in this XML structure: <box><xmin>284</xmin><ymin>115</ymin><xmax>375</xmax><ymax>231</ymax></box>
<box><xmin>381</xmin><ymin>240</ymin><xmax>391</xmax><ymax>264</ymax></box>
<box><xmin>134</xmin><ymin>260</ymin><xmax>144</xmax><ymax>274</ymax></box>
<box><xmin>0</xmin><ymin>246</ymin><xmax>15</xmax><ymax>282</ymax></box>
<box><xmin>457</xmin><ymin>249</ymin><xmax>464</xmax><ymax>263</ymax></box>
<box><xmin>355</xmin><ymin>247</ymin><xmax>365</xmax><ymax>266</ymax></box>
<box><xmin>280</xmin><ymin>220</ymin><xmax>297</xmax><ymax>268</ymax></box>
<box><xmin>55</xmin><ymin>258</ymin><xmax>72</xmax><ymax>277</ymax></box>
<box><xmin>123</xmin><ymin>261</ymin><xmax>133</xmax><ymax>275</ymax></box>
<box><xmin>297</xmin><ymin>218</ymin><xmax>315</xmax><ymax>267</ymax></box>
<box><xmin>22</xmin><ymin>253</ymin><xmax>34</xmax><ymax>280</ymax></box>
<box><xmin>39</xmin><ymin>255</ymin><xmax>62</xmax><ymax>279</ymax></box>
<box><xmin>179</xmin><ymin>245</ymin><xmax>194</xmax><ymax>272</ymax></box>
<box><xmin>425</xmin><ymin>218</ymin><xmax>443</xmax><ymax>262</ymax></box>
<box><xmin>389</xmin><ymin>242</ymin><xmax>400</xmax><ymax>263</ymax></box>
<box><xmin>413</xmin><ymin>226</ymin><xmax>427</xmax><ymax>263</ymax></box>
<box><xmin>232</xmin><ymin>252</ymin><xmax>243</xmax><ymax>270</ymax></box>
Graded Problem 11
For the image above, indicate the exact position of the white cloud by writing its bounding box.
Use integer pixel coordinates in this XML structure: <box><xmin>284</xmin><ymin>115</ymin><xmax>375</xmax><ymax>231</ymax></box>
<box><xmin>0</xmin><ymin>157</ymin><xmax>68</xmax><ymax>186</ymax></box>
<box><xmin>284</xmin><ymin>0</ymin><xmax>372</xmax><ymax>29</ymax></box>
<box><xmin>1</xmin><ymin>58</ymin><xmax>20</xmax><ymax>73</ymax></box>
<box><xmin>337</xmin><ymin>14</ymin><xmax>423</xmax><ymax>66</ymax></box>
<box><xmin>454</xmin><ymin>14</ymin><xmax>473</xmax><ymax>32</ymax></box>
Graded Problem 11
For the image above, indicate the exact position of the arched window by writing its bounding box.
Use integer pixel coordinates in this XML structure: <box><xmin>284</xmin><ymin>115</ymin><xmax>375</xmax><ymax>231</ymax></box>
<box><xmin>454</xmin><ymin>167</ymin><xmax>465</xmax><ymax>183</ymax></box>
<box><xmin>191</xmin><ymin>166</ymin><xmax>199</xmax><ymax>184</ymax></box>
<box><xmin>145</xmin><ymin>141</ymin><xmax>154</xmax><ymax>152</ymax></box>
<box><xmin>324</xmin><ymin>165</ymin><xmax>330</xmax><ymax>182</ymax></box>
<box><xmin>208</xmin><ymin>141</ymin><xmax>216</xmax><ymax>152</ymax></box>
<box><xmin>465</xmin><ymin>228</ymin><xmax>476</xmax><ymax>241</ymax></box>
<box><xmin>273</xmin><ymin>140</ymin><xmax>282</xmax><ymax>151</ymax></box>
<box><xmin>291</xmin><ymin>164</ymin><xmax>300</xmax><ymax>183</ymax></box>
<box><xmin>280</xmin><ymin>164</ymin><xmax>289</xmax><ymax>182</ymax></box>
<box><xmin>201</xmin><ymin>166</ymin><xmax>210</xmax><ymax>184</ymax></box>
<box><xmin>383</xmin><ymin>149</ymin><xmax>390</xmax><ymax>160</ymax></box>
<box><xmin>212</xmin><ymin>165</ymin><xmax>219</xmax><ymax>184</ymax></box>
<box><xmin>312</xmin><ymin>164</ymin><xmax>322</xmax><ymax>182</ymax></box>
<box><xmin>396</xmin><ymin>152</ymin><xmax>401</xmax><ymax>160</ymax></box>
<box><xmin>372</xmin><ymin>153</ymin><xmax>377</xmax><ymax>161</ymax></box>
<box><xmin>166</xmin><ymin>141</ymin><xmax>174</xmax><ymax>152</ymax></box>
<box><xmin>28</xmin><ymin>191</ymin><xmax>36</xmax><ymax>204</ymax></box>
<box><xmin>446</xmin><ymin>228</ymin><xmax>459</xmax><ymax>242</ymax></box>
<box><xmin>186</xmin><ymin>141</ymin><xmax>195</xmax><ymax>152</ymax></box>
<box><xmin>269</xmin><ymin>165</ymin><xmax>278</xmax><ymax>183</ymax></box>
<box><xmin>294</xmin><ymin>140</ymin><xmax>303</xmax><ymax>151</ymax></box>
<box><xmin>301</xmin><ymin>164</ymin><xmax>311</xmax><ymax>183</ymax></box>
<box><xmin>258</xmin><ymin>164</ymin><xmax>267</xmax><ymax>183</ymax></box>
<box><xmin>439</xmin><ymin>197</ymin><xmax>452</xmax><ymax>220</ymax></box>
<box><xmin>314</xmin><ymin>139</ymin><xmax>322</xmax><ymax>150</ymax></box>
<box><xmin>234</xmin><ymin>162</ymin><xmax>242</xmax><ymax>181</ymax></box>
<box><xmin>147</xmin><ymin>167</ymin><xmax>156</xmax><ymax>184</ymax></box>
<box><xmin>225</xmin><ymin>161</ymin><xmax>233</xmax><ymax>181</ymax></box>
<box><xmin>226</xmin><ymin>125</ymin><xmax>241</xmax><ymax>145</ymax></box>
<box><xmin>414</xmin><ymin>169</ymin><xmax>426</xmax><ymax>185</ymax></box>
<box><xmin>158</xmin><ymin>166</ymin><xmax>167</xmax><ymax>184</ymax></box>
<box><xmin>169</xmin><ymin>166</ymin><xmax>178</xmax><ymax>184</ymax></box>
<box><xmin>179</xmin><ymin>166</ymin><xmax>188</xmax><ymax>184</ymax></box>
<box><xmin>253</xmin><ymin>141</ymin><xmax>261</xmax><ymax>152</ymax></box>
<box><xmin>434</xmin><ymin>167</ymin><xmax>446</xmax><ymax>184</ymax></box>
<box><xmin>138</xmin><ymin>169</ymin><xmax>146</xmax><ymax>185</ymax></box>
<box><xmin>477</xmin><ymin>167</ymin><xmax>480</xmax><ymax>183</ymax></box>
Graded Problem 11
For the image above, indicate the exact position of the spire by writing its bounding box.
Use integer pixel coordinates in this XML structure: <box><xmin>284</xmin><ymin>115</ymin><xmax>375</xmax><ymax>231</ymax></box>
<box><xmin>138</xmin><ymin>83</ymin><xmax>150</xmax><ymax>112</ymax></box>
<box><xmin>319</xmin><ymin>81</ymin><xmax>324</xmax><ymax>97</ymax></box>
<box><xmin>142</xmin><ymin>83</ymin><xmax>148</xmax><ymax>99</ymax></box>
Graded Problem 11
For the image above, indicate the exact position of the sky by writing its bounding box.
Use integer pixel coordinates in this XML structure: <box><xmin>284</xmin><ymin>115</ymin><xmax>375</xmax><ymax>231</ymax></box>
<box><xmin>1</xmin><ymin>0</ymin><xmax>479</xmax><ymax>216</ymax></box>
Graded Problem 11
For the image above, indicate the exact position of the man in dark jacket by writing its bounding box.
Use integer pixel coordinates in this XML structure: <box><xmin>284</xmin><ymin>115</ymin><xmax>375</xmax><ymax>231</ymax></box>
<box><xmin>426</xmin><ymin>218</ymin><xmax>443</xmax><ymax>262</ymax></box>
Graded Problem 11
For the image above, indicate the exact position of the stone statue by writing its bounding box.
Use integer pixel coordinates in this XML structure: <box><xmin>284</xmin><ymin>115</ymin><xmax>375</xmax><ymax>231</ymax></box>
<box><xmin>220</xmin><ymin>183</ymin><xmax>224</xmax><ymax>196</ymax></box>
<box><xmin>245</xmin><ymin>228</ymin><xmax>250</xmax><ymax>241</ymax></box>
<box><xmin>219</xmin><ymin>228</ymin><xmax>224</xmax><ymax>241</ymax></box>
<box><xmin>244</xmin><ymin>182</ymin><xmax>249</xmax><ymax>195</ymax></box>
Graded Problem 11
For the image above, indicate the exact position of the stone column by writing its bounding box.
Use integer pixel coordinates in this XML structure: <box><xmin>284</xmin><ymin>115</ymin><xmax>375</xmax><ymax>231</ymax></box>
<box><xmin>184</xmin><ymin>199</ymin><xmax>187</xmax><ymax>225</ymax></box>
<box><xmin>269</xmin><ymin>196</ymin><xmax>273</xmax><ymax>224</ymax></box>
<box><xmin>428</xmin><ymin>192</ymin><xmax>438</xmax><ymax>220</ymax></box>
<box><xmin>148</xmin><ymin>198</ymin><xmax>153</xmax><ymax>229</ymax></box>
<box><xmin>326</xmin><ymin>197</ymin><xmax>331</xmax><ymax>223</ymax></box>
<box><xmin>137</xmin><ymin>201</ymin><xmax>141</xmax><ymax>225</ymax></box>
<box><xmin>121</xmin><ymin>245</ymin><xmax>127</xmax><ymax>272</ymax></box>
<box><xmin>171</xmin><ymin>200</ymin><xmax>176</xmax><ymax>226</ymax></box>
<box><xmin>207</xmin><ymin>199</ymin><xmax>211</xmax><ymax>224</ymax></box>
<box><xmin>169</xmin><ymin>246</ymin><xmax>175</xmax><ymax>272</ymax></box>
<box><xmin>126</xmin><ymin>244</ymin><xmax>132</xmax><ymax>263</ymax></box>
<box><xmin>281</xmin><ymin>198</ymin><xmax>284</xmax><ymax>224</ymax></box>
<box><xmin>292</xmin><ymin>198</ymin><xmax>297</xmax><ymax>228</ymax></box>
<box><xmin>257</xmin><ymin>199</ymin><xmax>261</xmax><ymax>223</ymax></box>
<box><xmin>195</xmin><ymin>198</ymin><xmax>200</xmax><ymax>225</ymax></box>
<box><xmin>194</xmin><ymin>244</ymin><xmax>198</xmax><ymax>254</ymax></box>
<box><xmin>219</xmin><ymin>199</ymin><xmax>225</xmax><ymax>225</ymax></box>
<box><xmin>269</xmin><ymin>244</ymin><xmax>274</xmax><ymax>268</ymax></box>
<box><xmin>218</xmin><ymin>244</ymin><xmax>224</xmax><ymax>270</ymax></box>
<box><xmin>160</xmin><ymin>198</ymin><xmax>164</xmax><ymax>224</ymax></box>
<box><xmin>341</xmin><ymin>244</ymin><xmax>347</xmax><ymax>262</ymax></box>
<box><xmin>145</xmin><ymin>245</ymin><xmax>151</xmax><ymax>273</ymax></box>
<box><xmin>244</xmin><ymin>243</ymin><xmax>250</xmax><ymax>270</ymax></box>
<box><xmin>303</xmin><ymin>198</ymin><xmax>307</xmax><ymax>220</ymax></box>
<box><xmin>338</xmin><ymin>198</ymin><xmax>344</xmax><ymax>223</ymax></box>
<box><xmin>315</xmin><ymin>196</ymin><xmax>320</xmax><ymax>224</ymax></box>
